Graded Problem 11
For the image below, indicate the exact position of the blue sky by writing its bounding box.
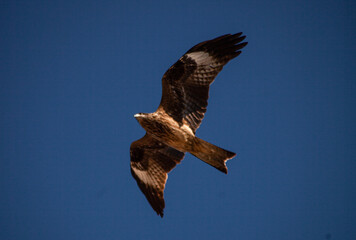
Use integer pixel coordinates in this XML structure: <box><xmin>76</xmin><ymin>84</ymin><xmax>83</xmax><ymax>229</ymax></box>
<box><xmin>1</xmin><ymin>0</ymin><xmax>355</xmax><ymax>239</ymax></box>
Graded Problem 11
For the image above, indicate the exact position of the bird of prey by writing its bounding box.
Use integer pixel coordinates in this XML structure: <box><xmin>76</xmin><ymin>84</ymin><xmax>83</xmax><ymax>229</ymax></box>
<box><xmin>130</xmin><ymin>33</ymin><xmax>248</xmax><ymax>217</ymax></box>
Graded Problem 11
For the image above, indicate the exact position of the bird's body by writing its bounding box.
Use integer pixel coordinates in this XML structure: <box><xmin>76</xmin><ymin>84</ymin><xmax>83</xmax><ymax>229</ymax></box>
<box><xmin>130</xmin><ymin>33</ymin><xmax>248</xmax><ymax>217</ymax></box>
<box><xmin>134</xmin><ymin>112</ymin><xmax>194</xmax><ymax>153</ymax></box>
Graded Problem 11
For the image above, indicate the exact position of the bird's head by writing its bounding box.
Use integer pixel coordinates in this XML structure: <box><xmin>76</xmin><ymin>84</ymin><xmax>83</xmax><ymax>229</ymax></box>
<box><xmin>134</xmin><ymin>113</ymin><xmax>148</xmax><ymax>119</ymax></box>
<box><xmin>134</xmin><ymin>113</ymin><xmax>151</xmax><ymax>128</ymax></box>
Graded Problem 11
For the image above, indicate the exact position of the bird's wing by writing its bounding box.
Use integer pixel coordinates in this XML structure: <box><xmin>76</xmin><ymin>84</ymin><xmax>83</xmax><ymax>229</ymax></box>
<box><xmin>158</xmin><ymin>33</ymin><xmax>248</xmax><ymax>133</ymax></box>
<box><xmin>130</xmin><ymin>134</ymin><xmax>185</xmax><ymax>217</ymax></box>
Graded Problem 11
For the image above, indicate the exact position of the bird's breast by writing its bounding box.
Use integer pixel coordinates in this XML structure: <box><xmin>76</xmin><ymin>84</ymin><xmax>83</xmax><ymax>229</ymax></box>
<box><xmin>141</xmin><ymin>115</ymin><xmax>194</xmax><ymax>152</ymax></box>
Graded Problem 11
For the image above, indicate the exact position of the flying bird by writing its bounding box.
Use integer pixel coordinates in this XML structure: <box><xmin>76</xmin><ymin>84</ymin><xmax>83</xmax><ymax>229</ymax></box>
<box><xmin>130</xmin><ymin>33</ymin><xmax>248</xmax><ymax>217</ymax></box>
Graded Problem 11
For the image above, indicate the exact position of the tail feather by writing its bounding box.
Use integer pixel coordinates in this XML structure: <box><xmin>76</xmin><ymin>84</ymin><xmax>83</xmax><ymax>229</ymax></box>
<box><xmin>189</xmin><ymin>137</ymin><xmax>236</xmax><ymax>173</ymax></box>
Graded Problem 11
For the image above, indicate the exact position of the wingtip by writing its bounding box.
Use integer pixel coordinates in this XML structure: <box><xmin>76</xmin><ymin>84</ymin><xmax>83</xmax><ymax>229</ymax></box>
<box><xmin>232</xmin><ymin>32</ymin><xmax>243</xmax><ymax>38</ymax></box>
<box><xmin>240</xmin><ymin>41</ymin><xmax>248</xmax><ymax>47</ymax></box>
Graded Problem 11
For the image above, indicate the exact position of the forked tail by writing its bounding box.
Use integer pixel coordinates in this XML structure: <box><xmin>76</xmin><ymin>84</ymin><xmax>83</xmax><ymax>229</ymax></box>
<box><xmin>190</xmin><ymin>137</ymin><xmax>236</xmax><ymax>173</ymax></box>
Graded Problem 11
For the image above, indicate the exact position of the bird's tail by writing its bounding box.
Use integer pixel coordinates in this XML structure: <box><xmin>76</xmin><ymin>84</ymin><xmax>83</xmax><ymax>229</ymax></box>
<box><xmin>189</xmin><ymin>137</ymin><xmax>236</xmax><ymax>174</ymax></box>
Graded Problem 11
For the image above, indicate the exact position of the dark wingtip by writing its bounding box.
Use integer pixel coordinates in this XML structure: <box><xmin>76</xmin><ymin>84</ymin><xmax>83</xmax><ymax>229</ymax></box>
<box><xmin>186</xmin><ymin>32</ymin><xmax>248</xmax><ymax>55</ymax></box>
<box><xmin>233</xmin><ymin>32</ymin><xmax>243</xmax><ymax>37</ymax></box>
<box><xmin>238</xmin><ymin>41</ymin><xmax>248</xmax><ymax>48</ymax></box>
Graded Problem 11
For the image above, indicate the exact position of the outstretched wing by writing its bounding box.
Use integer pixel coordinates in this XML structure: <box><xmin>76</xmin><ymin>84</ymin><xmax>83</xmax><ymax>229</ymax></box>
<box><xmin>130</xmin><ymin>134</ymin><xmax>185</xmax><ymax>217</ymax></box>
<box><xmin>158</xmin><ymin>33</ymin><xmax>248</xmax><ymax>133</ymax></box>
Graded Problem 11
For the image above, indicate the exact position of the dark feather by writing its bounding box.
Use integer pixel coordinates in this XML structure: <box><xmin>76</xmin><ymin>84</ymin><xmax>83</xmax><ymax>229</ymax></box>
<box><xmin>158</xmin><ymin>33</ymin><xmax>248</xmax><ymax>133</ymax></box>
<box><xmin>130</xmin><ymin>134</ymin><xmax>185</xmax><ymax>217</ymax></box>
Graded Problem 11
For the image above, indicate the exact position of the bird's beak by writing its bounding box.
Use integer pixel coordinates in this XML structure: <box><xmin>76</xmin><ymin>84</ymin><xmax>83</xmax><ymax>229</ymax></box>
<box><xmin>134</xmin><ymin>113</ymin><xmax>140</xmax><ymax>118</ymax></box>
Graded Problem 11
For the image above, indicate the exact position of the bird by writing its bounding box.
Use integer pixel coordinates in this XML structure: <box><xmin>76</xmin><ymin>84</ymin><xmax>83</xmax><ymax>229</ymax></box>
<box><xmin>130</xmin><ymin>33</ymin><xmax>248</xmax><ymax>217</ymax></box>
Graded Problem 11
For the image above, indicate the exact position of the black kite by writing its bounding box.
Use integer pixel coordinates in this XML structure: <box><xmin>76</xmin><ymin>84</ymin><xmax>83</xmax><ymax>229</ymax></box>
<box><xmin>130</xmin><ymin>33</ymin><xmax>248</xmax><ymax>217</ymax></box>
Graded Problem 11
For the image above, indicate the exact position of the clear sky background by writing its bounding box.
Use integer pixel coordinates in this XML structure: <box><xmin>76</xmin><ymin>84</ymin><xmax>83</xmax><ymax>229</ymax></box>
<box><xmin>1</xmin><ymin>1</ymin><xmax>355</xmax><ymax>239</ymax></box>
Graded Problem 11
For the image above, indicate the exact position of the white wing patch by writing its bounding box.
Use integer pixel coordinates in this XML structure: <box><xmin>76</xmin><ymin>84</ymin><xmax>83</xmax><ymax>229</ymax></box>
<box><xmin>186</xmin><ymin>52</ymin><xmax>214</xmax><ymax>65</ymax></box>
<box><xmin>131</xmin><ymin>161</ymin><xmax>168</xmax><ymax>189</ymax></box>
<box><xmin>131</xmin><ymin>167</ymin><xmax>155</xmax><ymax>186</ymax></box>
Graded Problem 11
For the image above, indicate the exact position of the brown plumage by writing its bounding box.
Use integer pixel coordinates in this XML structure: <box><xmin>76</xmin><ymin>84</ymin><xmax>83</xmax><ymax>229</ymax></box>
<box><xmin>130</xmin><ymin>134</ymin><xmax>184</xmax><ymax>217</ymax></box>
<box><xmin>130</xmin><ymin>33</ymin><xmax>248</xmax><ymax>217</ymax></box>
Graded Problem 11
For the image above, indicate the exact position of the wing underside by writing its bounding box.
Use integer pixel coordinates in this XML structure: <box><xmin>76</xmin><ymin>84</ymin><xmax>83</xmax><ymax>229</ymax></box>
<box><xmin>159</xmin><ymin>33</ymin><xmax>248</xmax><ymax>133</ymax></box>
<box><xmin>130</xmin><ymin>134</ymin><xmax>185</xmax><ymax>217</ymax></box>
